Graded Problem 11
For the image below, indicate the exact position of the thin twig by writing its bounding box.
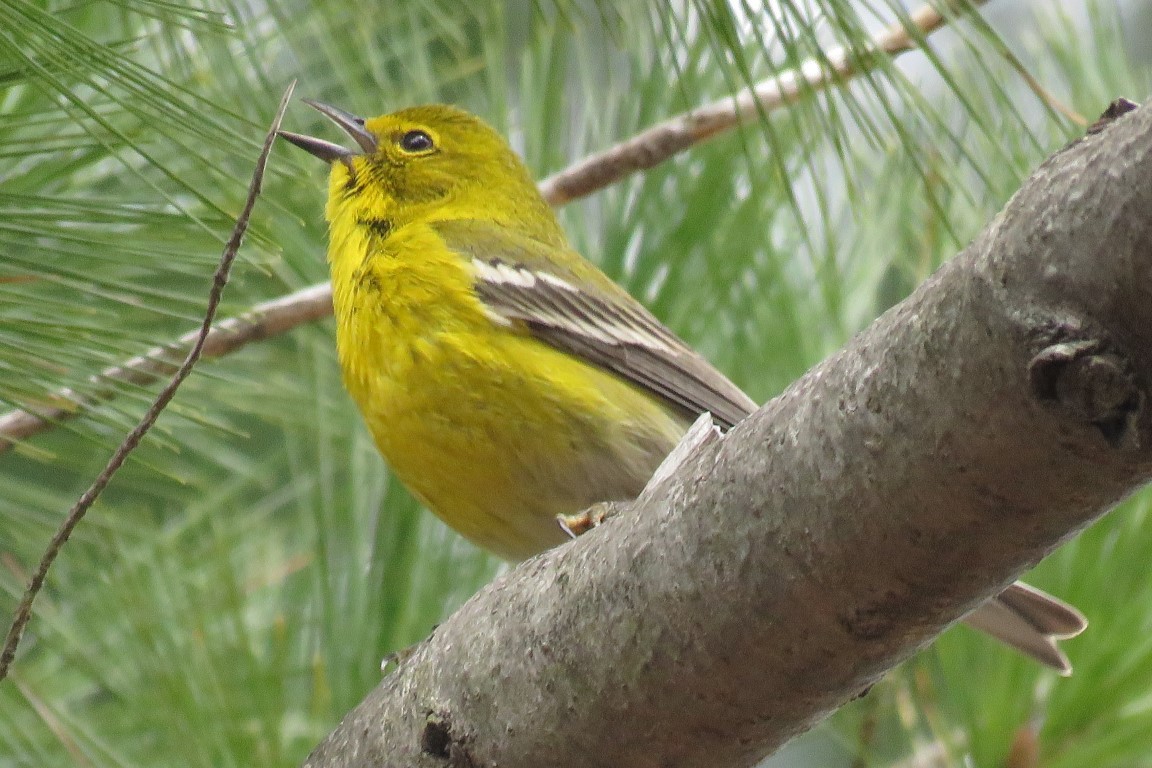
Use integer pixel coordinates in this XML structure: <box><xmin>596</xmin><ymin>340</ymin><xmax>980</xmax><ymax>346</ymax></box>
<box><xmin>538</xmin><ymin>0</ymin><xmax>989</xmax><ymax>204</ymax></box>
<box><xmin>0</xmin><ymin>82</ymin><xmax>296</xmax><ymax>681</ymax></box>
<box><xmin>0</xmin><ymin>283</ymin><xmax>332</xmax><ymax>451</ymax></box>
<box><xmin>0</xmin><ymin>0</ymin><xmax>983</xmax><ymax>452</ymax></box>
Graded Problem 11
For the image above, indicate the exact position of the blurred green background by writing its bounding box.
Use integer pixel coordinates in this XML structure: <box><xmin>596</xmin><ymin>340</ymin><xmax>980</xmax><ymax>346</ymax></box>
<box><xmin>2</xmin><ymin>1</ymin><xmax>1151</xmax><ymax>766</ymax></box>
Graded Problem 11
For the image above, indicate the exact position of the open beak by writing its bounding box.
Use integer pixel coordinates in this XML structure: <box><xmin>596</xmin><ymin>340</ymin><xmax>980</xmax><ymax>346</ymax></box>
<box><xmin>277</xmin><ymin>99</ymin><xmax>378</xmax><ymax>163</ymax></box>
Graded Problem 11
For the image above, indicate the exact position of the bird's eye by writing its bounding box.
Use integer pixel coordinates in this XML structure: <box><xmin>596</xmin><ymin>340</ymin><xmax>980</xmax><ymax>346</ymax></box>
<box><xmin>399</xmin><ymin>130</ymin><xmax>435</xmax><ymax>153</ymax></box>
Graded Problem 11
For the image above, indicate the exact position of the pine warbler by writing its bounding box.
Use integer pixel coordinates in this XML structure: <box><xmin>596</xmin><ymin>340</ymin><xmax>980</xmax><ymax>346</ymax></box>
<box><xmin>279</xmin><ymin>102</ymin><xmax>1086</xmax><ymax>672</ymax></box>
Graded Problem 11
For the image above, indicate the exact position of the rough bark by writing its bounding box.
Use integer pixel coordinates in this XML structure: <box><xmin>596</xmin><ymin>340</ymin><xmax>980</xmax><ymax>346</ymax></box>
<box><xmin>302</xmin><ymin>101</ymin><xmax>1152</xmax><ymax>768</ymax></box>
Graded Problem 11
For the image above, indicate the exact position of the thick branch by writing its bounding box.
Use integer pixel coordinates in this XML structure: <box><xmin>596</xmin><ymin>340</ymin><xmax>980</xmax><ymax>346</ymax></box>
<box><xmin>301</xmin><ymin>103</ymin><xmax>1152</xmax><ymax>767</ymax></box>
<box><xmin>0</xmin><ymin>0</ymin><xmax>981</xmax><ymax>452</ymax></box>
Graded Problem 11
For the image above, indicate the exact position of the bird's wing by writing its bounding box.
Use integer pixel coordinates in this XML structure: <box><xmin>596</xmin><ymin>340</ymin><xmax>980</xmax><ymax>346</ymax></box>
<box><xmin>432</xmin><ymin>219</ymin><xmax>758</xmax><ymax>430</ymax></box>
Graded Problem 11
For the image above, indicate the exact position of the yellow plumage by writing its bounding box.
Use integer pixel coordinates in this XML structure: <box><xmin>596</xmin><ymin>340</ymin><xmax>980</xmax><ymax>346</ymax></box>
<box><xmin>279</xmin><ymin>101</ymin><xmax>1087</xmax><ymax>670</ymax></box>
<box><xmin>318</xmin><ymin>107</ymin><xmax>690</xmax><ymax>559</ymax></box>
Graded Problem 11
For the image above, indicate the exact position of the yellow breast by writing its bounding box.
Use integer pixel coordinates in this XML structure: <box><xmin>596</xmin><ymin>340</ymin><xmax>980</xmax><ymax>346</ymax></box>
<box><xmin>326</xmin><ymin>216</ymin><xmax>686</xmax><ymax>560</ymax></box>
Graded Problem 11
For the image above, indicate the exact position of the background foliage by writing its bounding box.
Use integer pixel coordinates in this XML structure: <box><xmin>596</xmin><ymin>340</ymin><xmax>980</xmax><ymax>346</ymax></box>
<box><xmin>1</xmin><ymin>1</ymin><xmax>1150</xmax><ymax>766</ymax></box>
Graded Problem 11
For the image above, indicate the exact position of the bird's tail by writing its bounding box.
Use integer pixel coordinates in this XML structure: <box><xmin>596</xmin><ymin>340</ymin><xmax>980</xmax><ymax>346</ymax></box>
<box><xmin>962</xmin><ymin>581</ymin><xmax>1088</xmax><ymax>675</ymax></box>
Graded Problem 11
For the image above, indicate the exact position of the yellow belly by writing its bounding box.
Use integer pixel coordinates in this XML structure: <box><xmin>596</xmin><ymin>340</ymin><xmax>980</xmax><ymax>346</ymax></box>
<box><xmin>329</xmin><ymin>226</ymin><xmax>687</xmax><ymax>560</ymax></box>
<box><xmin>355</xmin><ymin>327</ymin><xmax>685</xmax><ymax>560</ymax></box>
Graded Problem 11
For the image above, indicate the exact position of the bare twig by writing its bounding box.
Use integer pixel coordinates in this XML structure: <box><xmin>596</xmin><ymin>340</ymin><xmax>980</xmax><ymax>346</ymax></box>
<box><xmin>0</xmin><ymin>0</ymin><xmax>982</xmax><ymax>451</ymax></box>
<box><xmin>538</xmin><ymin>0</ymin><xmax>988</xmax><ymax>204</ymax></box>
<box><xmin>0</xmin><ymin>83</ymin><xmax>296</xmax><ymax>681</ymax></box>
<box><xmin>0</xmin><ymin>282</ymin><xmax>332</xmax><ymax>451</ymax></box>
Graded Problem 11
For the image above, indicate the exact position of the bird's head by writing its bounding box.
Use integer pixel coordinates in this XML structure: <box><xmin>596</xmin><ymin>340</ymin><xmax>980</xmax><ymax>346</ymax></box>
<box><xmin>280</xmin><ymin>101</ymin><xmax>561</xmax><ymax>243</ymax></box>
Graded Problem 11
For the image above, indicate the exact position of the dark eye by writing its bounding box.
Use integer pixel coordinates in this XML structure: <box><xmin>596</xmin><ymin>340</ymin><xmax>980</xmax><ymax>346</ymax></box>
<box><xmin>399</xmin><ymin>130</ymin><xmax>435</xmax><ymax>153</ymax></box>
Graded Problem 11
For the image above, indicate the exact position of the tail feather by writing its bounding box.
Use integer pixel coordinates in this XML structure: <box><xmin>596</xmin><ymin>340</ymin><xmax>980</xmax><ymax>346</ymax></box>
<box><xmin>963</xmin><ymin>582</ymin><xmax>1088</xmax><ymax>675</ymax></box>
<box><xmin>994</xmin><ymin>581</ymin><xmax>1088</xmax><ymax>638</ymax></box>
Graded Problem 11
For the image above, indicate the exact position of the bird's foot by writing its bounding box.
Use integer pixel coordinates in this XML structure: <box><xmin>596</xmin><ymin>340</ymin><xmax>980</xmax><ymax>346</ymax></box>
<box><xmin>556</xmin><ymin>501</ymin><xmax>624</xmax><ymax>539</ymax></box>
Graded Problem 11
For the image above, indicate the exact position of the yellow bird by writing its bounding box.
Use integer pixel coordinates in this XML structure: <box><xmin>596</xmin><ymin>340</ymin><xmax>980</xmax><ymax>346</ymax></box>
<box><xmin>279</xmin><ymin>101</ymin><xmax>1086</xmax><ymax>672</ymax></box>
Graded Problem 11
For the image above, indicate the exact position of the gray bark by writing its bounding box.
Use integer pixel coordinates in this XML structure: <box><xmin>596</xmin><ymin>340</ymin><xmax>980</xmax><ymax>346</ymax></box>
<box><xmin>302</xmin><ymin>99</ymin><xmax>1152</xmax><ymax>768</ymax></box>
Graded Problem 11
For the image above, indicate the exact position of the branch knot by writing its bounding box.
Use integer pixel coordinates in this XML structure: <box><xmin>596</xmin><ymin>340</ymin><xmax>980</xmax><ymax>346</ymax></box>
<box><xmin>1029</xmin><ymin>339</ymin><xmax>1143</xmax><ymax>449</ymax></box>
<box><xmin>421</xmin><ymin>711</ymin><xmax>482</xmax><ymax>768</ymax></box>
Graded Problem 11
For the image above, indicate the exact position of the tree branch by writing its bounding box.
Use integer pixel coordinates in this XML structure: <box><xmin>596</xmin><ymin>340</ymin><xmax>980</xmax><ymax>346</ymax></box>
<box><xmin>0</xmin><ymin>0</ymin><xmax>984</xmax><ymax>452</ymax></box>
<box><xmin>300</xmin><ymin>101</ymin><xmax>1152</xmax><ymax>767</ymax></box>
<box><xmin>537</xmin><ymin>0</ymin><xmax>987</xmax><ymax>204</ymax></box>
<box><xmin>0</xmin><ymin>283</ymin><xmax>333</xmax><ymax>451</ymax></box>
<box><xmin>0</xmin><ymin>83</ymin><xmax>295</xmax><ymax>681</ymax></box>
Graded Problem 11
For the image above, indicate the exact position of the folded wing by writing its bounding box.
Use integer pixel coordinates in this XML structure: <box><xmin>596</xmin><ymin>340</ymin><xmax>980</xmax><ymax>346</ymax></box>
<box><xmin>433</xmin><ymin>218</ymin><xmax>758</xmax><ymax>429</ymax></box>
